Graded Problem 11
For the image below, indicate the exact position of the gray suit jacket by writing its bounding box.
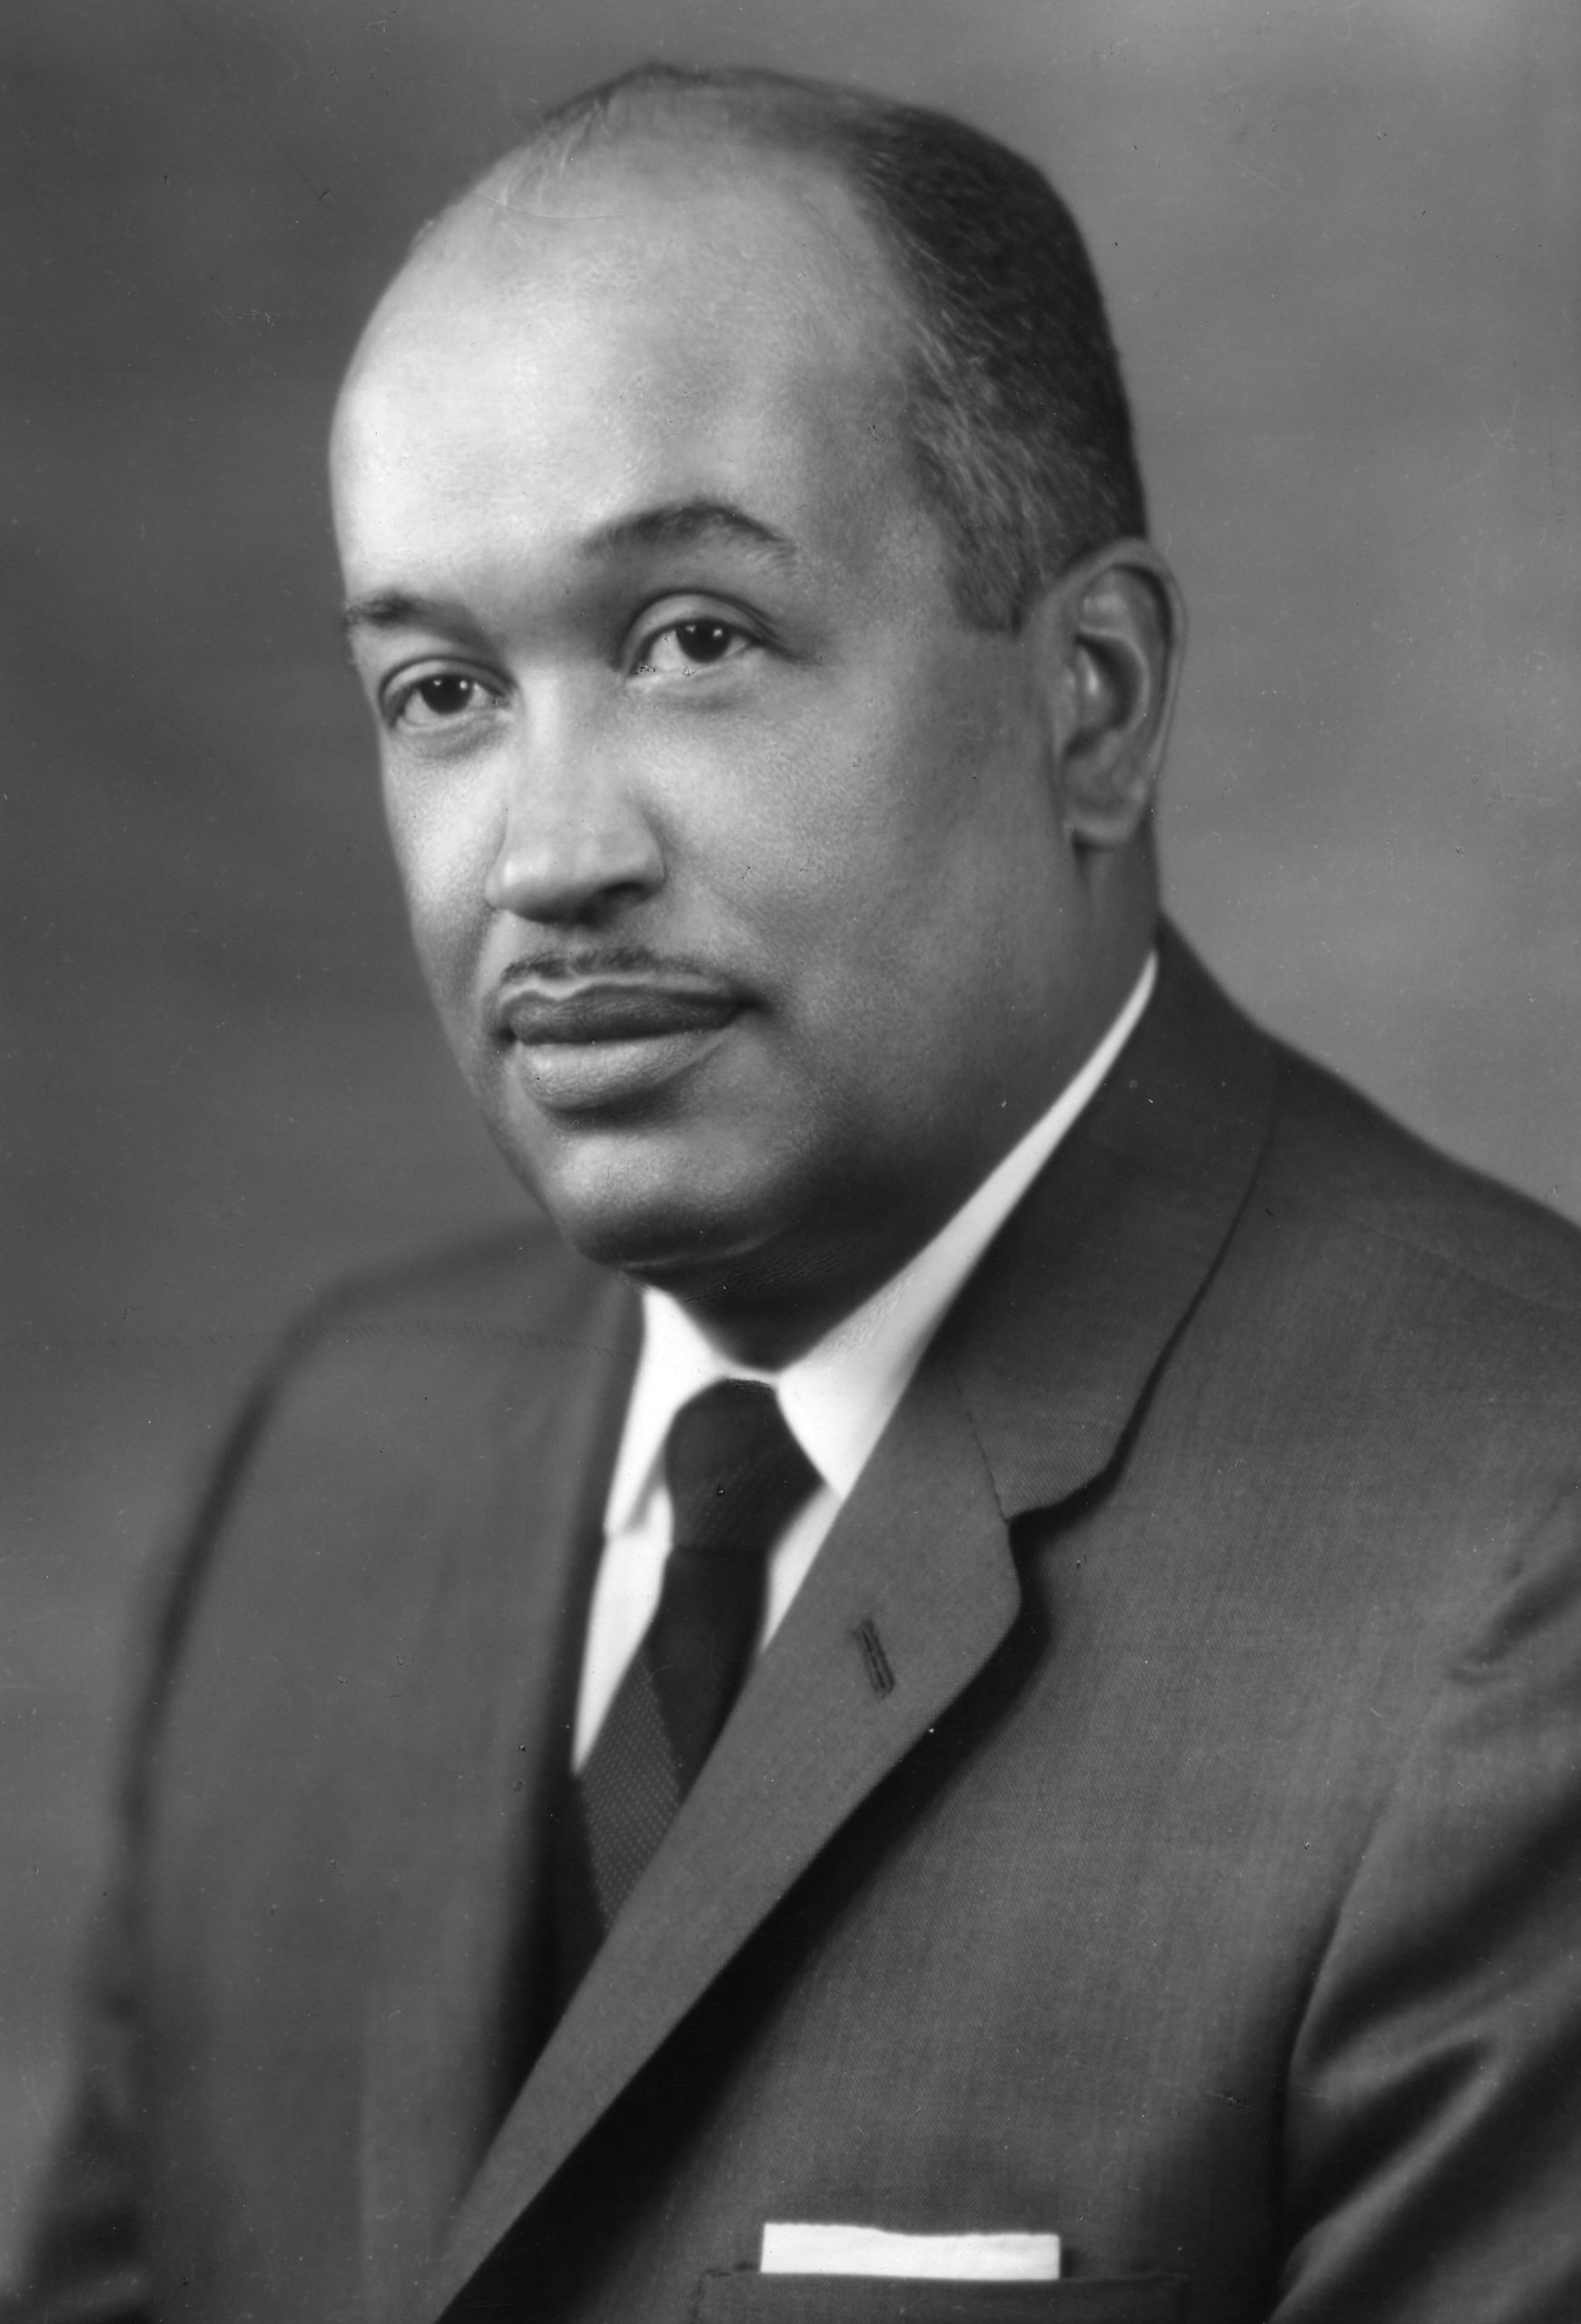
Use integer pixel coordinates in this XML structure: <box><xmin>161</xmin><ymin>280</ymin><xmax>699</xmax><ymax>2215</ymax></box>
<box><xmin>16</xmin><ymin>930</ymin><xmax>1581</xmax><ymax>2323</ymax></box>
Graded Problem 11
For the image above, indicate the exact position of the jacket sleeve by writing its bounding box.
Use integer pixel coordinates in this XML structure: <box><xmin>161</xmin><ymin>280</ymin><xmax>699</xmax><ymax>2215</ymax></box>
<box><xmin>5</xmin><ymin>1358</ymin><xmax>291</xmax><ymax>2324</ymax></box>
<box><xmin>1274</xmin><ymin>1481</ymin><xmax>1581</xmax><ymax>2323</ymax></box>
<box><xmin>5</xmin><ymin>1881</ymin><xmax>153</xmax><ymax>2324</ymax></box>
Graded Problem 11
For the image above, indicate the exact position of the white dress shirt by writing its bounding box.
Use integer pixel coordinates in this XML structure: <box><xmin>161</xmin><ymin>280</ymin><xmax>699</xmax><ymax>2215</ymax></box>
<box><xmin>570</xmin><ymin>953</ymin><xmax>1156</xmax><ymax>1768</ymax></box>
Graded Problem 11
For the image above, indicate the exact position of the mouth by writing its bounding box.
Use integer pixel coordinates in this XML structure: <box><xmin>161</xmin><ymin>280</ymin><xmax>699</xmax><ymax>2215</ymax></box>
<box><xmin>491</xmin><ymin>974</ymin><xmax>745</xmax><ymax>1112</ymax></box>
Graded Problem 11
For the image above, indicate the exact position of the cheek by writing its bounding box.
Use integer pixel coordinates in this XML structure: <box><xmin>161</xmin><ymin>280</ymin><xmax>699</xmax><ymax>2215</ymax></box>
<box><xmin>769</xmin><ymin>722</ymin><xmax>1063</xmax><ymax>1091</ymax></box>
<box><xmin>739</xmin><ymin>699</ymin><xmax>1014</xmax><ymax>962</ymax></box>
<box><xmin>744</xmin><ymin>670</ymin><xmax>971</xmax><ymax>871</ymax></box>
<box><xmin>675</xmin><ymin>747</ymin><xmax>897</xmax><ymax>987</ymax></box>
<box><xmin>381</xmin><ymin>765</ymin><xmax>495</xmax><ymax>1011</ymax></box>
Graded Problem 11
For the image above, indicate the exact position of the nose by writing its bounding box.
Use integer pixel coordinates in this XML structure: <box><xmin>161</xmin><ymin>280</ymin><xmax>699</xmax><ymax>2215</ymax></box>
<box><xmin>483</xmin><ymin>692</ymin><xmax>664</xmax><ymax>925</ymax></box>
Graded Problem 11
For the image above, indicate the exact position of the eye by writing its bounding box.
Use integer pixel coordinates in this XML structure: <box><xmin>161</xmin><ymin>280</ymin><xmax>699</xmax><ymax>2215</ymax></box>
<box><xmin>387</xmin><ymin>670</ymin><xmax>499</xmax><ymax>731</ymax></box>
<box><xmin>635</xmin><ymin>617</ymin><xmax>754</xmax><ymax>677</ymax></box>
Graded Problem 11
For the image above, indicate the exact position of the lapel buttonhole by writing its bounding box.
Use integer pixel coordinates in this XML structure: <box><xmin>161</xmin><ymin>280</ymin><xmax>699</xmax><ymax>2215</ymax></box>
<box><xmin>853</xmin><ymin>1620</ymin><xmax>894</xmax><ymax>1699</ymax></box>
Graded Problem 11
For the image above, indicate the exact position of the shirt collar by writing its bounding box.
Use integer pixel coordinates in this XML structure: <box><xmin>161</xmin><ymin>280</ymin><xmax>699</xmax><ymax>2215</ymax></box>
<box><xmin>604</xmin><ymin>951</ymin><xmax>1157</xmax><ymax>1528</ymax></box>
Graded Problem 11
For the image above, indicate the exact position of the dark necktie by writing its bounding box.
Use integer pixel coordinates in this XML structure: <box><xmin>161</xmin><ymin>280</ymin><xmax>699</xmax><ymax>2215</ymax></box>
<box><xmin>552</xmin><ymin>1380</ymin><xmax>819</xmax><ymax>2002</ymax></box>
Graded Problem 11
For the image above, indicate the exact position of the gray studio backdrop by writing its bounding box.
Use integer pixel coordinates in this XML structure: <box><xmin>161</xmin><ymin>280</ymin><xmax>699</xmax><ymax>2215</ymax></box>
<box><xmin>3</xmin><ymin>0</ymin><xmax>1576</xmax><ymax>2269</ymax></box>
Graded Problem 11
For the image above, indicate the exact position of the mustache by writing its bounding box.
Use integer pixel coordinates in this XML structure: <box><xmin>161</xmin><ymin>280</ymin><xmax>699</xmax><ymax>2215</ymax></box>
<box><xmin>496</xmin><ymin>945</ymin><xmax>729</xmax><ymax>986</ymax></box>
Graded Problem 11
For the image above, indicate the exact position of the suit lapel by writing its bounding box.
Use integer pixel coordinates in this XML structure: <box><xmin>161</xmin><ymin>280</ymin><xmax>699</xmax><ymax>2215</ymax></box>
<box><xmin>946</xmin><ymin>925</ymin><xmax>1278</xmax><ymax>1521</ymax></box>
<box><xmin>421</xmin><ymin>927</ymin><xmax>1280</xmax><ymax>2320</ymax></box>
<box><xmin>359</xmin><ymin>1258</ymin><xmax>638</xmax><ymax>2323</ymax></box>
<box><xmin>422</xmin><ymin>1348</ymin><xmax>1019</xmax><ymax>2318</ymax></box>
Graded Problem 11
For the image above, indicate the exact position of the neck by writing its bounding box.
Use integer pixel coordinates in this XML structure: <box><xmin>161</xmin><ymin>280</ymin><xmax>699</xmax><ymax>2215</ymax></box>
<box><xmin>651</xmin><ymin>1245</ymin><xmax>936</xmax><ymax>1374</ymax></box>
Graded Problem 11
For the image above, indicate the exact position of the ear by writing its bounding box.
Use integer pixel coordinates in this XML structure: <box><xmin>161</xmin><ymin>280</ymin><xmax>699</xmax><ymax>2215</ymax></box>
<box><xmin>1033</xmin><ymin>540</ymin><xmax>1185</xmax><ymax>852</ymax></box>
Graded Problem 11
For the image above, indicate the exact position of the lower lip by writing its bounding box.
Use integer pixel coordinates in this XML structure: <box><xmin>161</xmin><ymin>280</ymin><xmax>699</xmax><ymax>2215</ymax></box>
<box><xmin>503</xmin><ymin>1019</ymin><xmax>737</xmax><ymax>1114</ymax></box>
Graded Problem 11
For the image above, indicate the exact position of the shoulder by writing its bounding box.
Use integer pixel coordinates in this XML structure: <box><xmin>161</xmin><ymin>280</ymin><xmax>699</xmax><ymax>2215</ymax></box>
<box><xmin>1192</xmin><ymin>1033</ymin><xmax>1581</xmax><ymax>1551</ymax></box>
<box><xmin>226</xmin><ymin>1211</ymin><xmax>637</xmax><ymax>1495</ymax></box>
<box><xmin>282</xmin><ymin>1208</ymin><xmax>624</xmax><ymax>1354</ymax></box>
<box><xmin>1250</xmin><ymin>1042</ymin><xmax>1581</xmax><ymax>1355</ymax></box>
<box><xmin>182</xmin><ymin>1205</ymin><xmax>622</xmax><ymax>1497</ymax></box>
<box><xmin>130</xmin><ymin>1215</ymin><xmax>636</xmax><ymax>1749</ymax></box>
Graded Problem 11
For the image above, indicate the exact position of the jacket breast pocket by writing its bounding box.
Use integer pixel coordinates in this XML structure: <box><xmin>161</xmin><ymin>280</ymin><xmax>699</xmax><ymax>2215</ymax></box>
<box><xmin>693</xmin><ymin>2271</ymin><xmax>1189</xmax><ymax>2323</ymax></box>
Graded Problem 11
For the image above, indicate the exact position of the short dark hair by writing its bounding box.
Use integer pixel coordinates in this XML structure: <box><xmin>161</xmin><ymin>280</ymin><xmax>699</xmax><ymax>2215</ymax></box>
<box><xmin>461</xmin><ymin>64</ymin><xmax>1149</xmax><ymax>632</ymax></box>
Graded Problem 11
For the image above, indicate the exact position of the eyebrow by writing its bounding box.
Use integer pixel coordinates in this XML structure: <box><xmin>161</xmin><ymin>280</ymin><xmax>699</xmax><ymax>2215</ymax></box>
<box><xmin>341</xmin><ymin>499</ymin><xmax>799</xmax><ymax>641</ymax></box>
<box><xmin>578</xmin><ymin>498</ymin><xmax>798</xmax><ymax>569</ymax></box>
<box><xmin>341</xmin><ymin>589</ymin><xmax>454</xmax><ymax>639</ymax></box>
<box><xmin>339</xmin><ymin>499</ymin><xmax>795</xmax><ymax>645</ymax></box>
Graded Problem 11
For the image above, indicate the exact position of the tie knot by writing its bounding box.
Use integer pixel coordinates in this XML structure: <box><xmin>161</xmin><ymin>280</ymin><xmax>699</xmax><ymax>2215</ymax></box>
<box><xmin>665</xmin><ymin>1380</ymin><xmax>819</xmax><ymax>1559</ymax></box>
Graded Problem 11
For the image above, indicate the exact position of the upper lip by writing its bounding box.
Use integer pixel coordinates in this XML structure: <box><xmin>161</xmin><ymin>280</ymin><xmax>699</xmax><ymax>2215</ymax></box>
<box><xmin>492</xmin><ymin>972</ymin><xmax>744</xmax><ymax>1045</ymax></box>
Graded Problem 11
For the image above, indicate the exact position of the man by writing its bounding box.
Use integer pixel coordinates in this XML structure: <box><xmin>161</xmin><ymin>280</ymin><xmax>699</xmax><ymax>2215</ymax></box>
<box><xmin>14</xmin><ymin>63</ymin><xmax>1581</xmax><ymax>2324</ymax></box>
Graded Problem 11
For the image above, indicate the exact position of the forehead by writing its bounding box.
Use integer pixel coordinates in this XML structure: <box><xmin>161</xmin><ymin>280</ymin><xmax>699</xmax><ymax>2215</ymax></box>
<box><xmin>331</xmin><ymin>141</ymin><xmax>921</xmax><ymax>586</ymax></box>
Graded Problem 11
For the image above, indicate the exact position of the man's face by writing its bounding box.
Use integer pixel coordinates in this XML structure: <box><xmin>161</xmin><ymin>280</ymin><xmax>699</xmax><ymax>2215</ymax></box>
<box><xmin>333</xmin><ymin>143</ymin><xmax>1094</xmax><ymax>1336</ymax></box>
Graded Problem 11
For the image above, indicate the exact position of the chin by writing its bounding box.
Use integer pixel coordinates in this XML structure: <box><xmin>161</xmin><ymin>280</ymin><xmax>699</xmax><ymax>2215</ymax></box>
<box><xmin>509</xmin><ymin>1137</ymin><xmax>774</xmax><ymax>1290</ymax></box>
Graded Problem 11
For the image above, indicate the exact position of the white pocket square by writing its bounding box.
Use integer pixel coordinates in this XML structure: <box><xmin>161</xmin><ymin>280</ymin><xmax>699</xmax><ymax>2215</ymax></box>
<box><xmin>760</xmin><ymin>2225</ymin><xmax>1062</xmax><ymax>2282</ymax></box>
